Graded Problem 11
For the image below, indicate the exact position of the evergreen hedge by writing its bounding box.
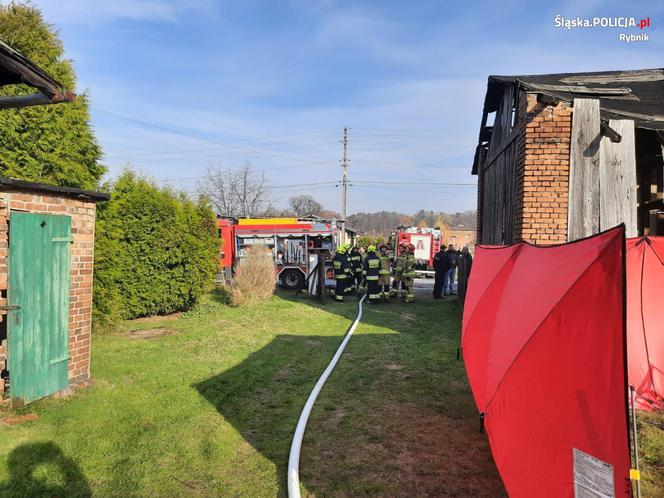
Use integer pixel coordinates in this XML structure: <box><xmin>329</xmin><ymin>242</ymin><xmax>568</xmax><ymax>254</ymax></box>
<box><xmin>0</xmin><ymin>4</ymin><xmax>104</xmax><ymax>188</ymax></box>
<box><xmin>93</xmin><ymin>171</ymin><xmax>219</xmax><ymax>328</ymax></box>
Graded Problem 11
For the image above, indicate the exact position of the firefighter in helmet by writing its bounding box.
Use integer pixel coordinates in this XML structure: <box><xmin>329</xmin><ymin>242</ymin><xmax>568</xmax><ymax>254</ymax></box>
<box><xmin>347</xmin><ymin>245</ymin><xmax>363</xmax><ymax>290</ymax></box>
<box><xmin>402</xmin><ymin>243</ymin><xmax>417</xmax><ymax>303</ymax></box>
<box><xmin>342</xmin><ymin>243</ymin><xmax>354</xmax><ymax>294</ymax></box>
<box><xmin>363</xmin><ymin>244</ymin><xmax>381</xmax><ymax>303</ymax></box>
<box><xmin>332</xmin><ymin>244</ymin><xmax>350</xmax><ymax>301</ymax></box>
<box><xmin>378</xmin><ymin>243</ymin><xmax>392</xmax><ymax>300</ymax></box>
<box><xmin>391</xmin><ymin>241</ymin><xmax>407</xmax><ymax>298</ymax></box>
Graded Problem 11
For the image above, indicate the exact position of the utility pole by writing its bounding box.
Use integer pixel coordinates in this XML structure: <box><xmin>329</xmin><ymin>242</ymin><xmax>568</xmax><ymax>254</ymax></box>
<box><xmin>340</xmin><ymin>126</ymin><xmax>348</xmax><ymax>245</ymax></box>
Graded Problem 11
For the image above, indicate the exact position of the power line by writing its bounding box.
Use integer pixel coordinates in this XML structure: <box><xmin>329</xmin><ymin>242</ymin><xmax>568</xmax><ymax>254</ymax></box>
<box><xmin>350</xmin><ymin>159</ymin><xmax>469</xmax><ymax>168</ymax></box>
<box><xmin>95</xmin><ymin>109</ymin><xmax>336</xmax><ymax>166</ymax></box>
<box><xmin>352</xmin><ymin>127</ymin><xmax>476</xmax><ymax>134</ymax></box>
<box><xmin>103</xmin><ymin>135</ymin><xmax>341</xmax><ymax>160</ymax></box>
<box><xmin>352</xmin><ymin>180</ymin><xmax>476</xmax><ymax>186</ymax></box>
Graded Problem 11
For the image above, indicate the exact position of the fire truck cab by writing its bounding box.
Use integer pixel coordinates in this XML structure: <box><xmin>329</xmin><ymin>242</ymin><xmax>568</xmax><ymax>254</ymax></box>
<box><xmin>217</xmin><ymin>217</ymin><xmax>337</xmax><ymax>289</ymax></box>
<box><xmin>392</xmin><ymin>226</ymin><xmax>443</xmax><ymax>276</ymax></box>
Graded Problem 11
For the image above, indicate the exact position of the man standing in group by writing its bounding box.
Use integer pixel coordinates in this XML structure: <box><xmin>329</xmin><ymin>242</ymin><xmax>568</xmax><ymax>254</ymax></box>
<box><xmin>432</xmin><ymin>244</ymin><xmax>447</xmax><ymax>299</ymax></box>
<box><xmin>363</xmin><ymin>245</ymin><xmax>381</xmax><ymax>304</ymax></box>
<box><xmin>443</xmin><ymin>244</ymin><xmax>459</xmax><ymax>296</ymax></box>
<box><xmin>347</xmin><ymin>245</ymin><xmax>363</xmax><ymax>290</ymax></box>
<box><xmin>378</xmin><ymin>243</ymin><xmax>392</xmax><ymax>300</ymax></box>
<box><xmin>391</xmin><ymin>241</ymin><xmax>407</xmax><ymax>298</ymax></box>
<box><xmin>457</xmin><ymin>246</ymin><xmax>473</xmax><ymax>304</ymax></box>
<box><xmin>402</xmin><ymin>243</ymin><xmax>417</xmax><ymax>303</ymax></box>
<box><xmin>332</xmin><ymin>245</ymin><xmax>350</xmax><ymax>302</ymax></box>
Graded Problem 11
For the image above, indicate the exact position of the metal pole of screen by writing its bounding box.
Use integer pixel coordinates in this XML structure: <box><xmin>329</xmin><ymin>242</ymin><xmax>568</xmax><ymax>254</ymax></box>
<box><xmin>630</xmin><ymin>385</ymin><xmax>641</xmax><ymax>498</ymax></box>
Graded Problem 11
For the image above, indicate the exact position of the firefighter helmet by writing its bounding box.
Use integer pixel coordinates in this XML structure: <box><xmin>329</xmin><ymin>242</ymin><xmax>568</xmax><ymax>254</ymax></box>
<box><xmin>367</xmin><ymin>244</ymin><xmax>377</xmax><ymax>252</ymax></box>
<box><xmin>407</xmin><ymin>243</ymin><xmax>415</xmax><ymax>253</ymax></box>
<box><xmin>336</xmin><ymin>245</ymin><xmax>346</xmax><ymax>254</ymax></box>
<box><xmin>379</xmin><ymin>243</ymin><xmax>388</xmax><ymax>251</ymax></box>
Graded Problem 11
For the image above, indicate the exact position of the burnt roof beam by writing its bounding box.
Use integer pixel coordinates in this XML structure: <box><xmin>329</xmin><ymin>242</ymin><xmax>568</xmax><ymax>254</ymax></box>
<box><xmin>600</xmin><ymin>119</ymin><xmax>622</xmax><ymax>143</ymax></box>
<box><xmin>0</xmin><ymin>90</ymin><xmax>75</xmax><ymax>110</ymax></box>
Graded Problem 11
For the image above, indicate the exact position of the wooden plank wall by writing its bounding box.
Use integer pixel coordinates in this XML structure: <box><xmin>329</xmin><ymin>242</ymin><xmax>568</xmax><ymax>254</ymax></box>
<box><xmin>481</xmin><ymin>84</ymin><xmax>519</xmax><ymax>245</ymax></box>
<box><xmin>599</xmin><ymin>120</ymin><xmax>637</xmax><ymax>236</ymax></box>
<box><xmin>568</xmin><ymin>99</ymin><xmax>638</xmax><ymax>240</ymax></box>
<box><xmin>568</xmin><ymin>99</ymin><xmax>601</xmax><ymax>241</ymax></box>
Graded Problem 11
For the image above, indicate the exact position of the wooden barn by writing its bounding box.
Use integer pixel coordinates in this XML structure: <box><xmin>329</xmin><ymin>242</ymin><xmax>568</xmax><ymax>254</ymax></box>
<box><xmin>472</xmin><ymin>68</ymin><xmax>664</xmax><ymax>244</ymax></box>
<box><xmin>0</xmin><ymin>41</ymin><xmax>109</xmax><ymax>406</ymax></box>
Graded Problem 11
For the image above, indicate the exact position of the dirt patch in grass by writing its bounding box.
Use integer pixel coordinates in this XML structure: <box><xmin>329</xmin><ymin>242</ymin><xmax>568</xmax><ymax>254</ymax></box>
<box><xmin>399</xmin><ymin>312</ymin><xmax>418</xmax><ymax>322</ymax></box>
<box><xmin>303</xmin><ymin>401</ymin><xmax>505</xmax><ymax>497</ymax></box>
<box><xmin>0</xmin><ymin>412</ymin><xmax>39</xmax><ymax>426</ymax></box>
<box><xmin>131</xmin><ymin>313</ymin><xmax>183</xmax><ymax>323</ymax></box>
<box><xmin>122</xmin><ymin>327</ymin><xmax>176</xmax><ymax>339</ymax></box>
<box><xmin>377</xmin><ymin>402</ymin><xmax>505</xmax><ymax>497</ymax></box>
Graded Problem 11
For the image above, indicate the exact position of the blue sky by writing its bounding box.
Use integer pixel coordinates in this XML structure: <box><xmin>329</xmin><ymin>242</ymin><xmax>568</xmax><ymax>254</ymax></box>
<box><xmin>27</xmin><ymin>0</ymin><xmax>664</xmax><ymax>214</ymax></box>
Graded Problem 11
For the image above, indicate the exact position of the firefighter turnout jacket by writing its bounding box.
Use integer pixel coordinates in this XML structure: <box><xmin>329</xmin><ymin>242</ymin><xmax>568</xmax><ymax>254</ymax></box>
<box><xmin>403</xmin><ymin>253</ymin><xmax>416</xmax><ymax>279</ymax></box>
<box><xmin>378</xmin><ymin>251</ymin><xmax>392</xmax><ymax>281</ymax></box>
<box><xmin>347</xmin><ymin>249</ymin><xmax>363</xmax><ymax>278</ymax></box>
<box><xmin>363</xmin><ymin>252</ymin><xmax>380</xmax><ymax>281</ymax></box>
<box><xmin>363</xmin><ymin>250</ymin><xmax>381</xmax><ymax>301</ymax></box>
<box><xmin>333</xmin><ymin>251</ymin><xmax>350</xmax><ymax>280</ymax></box>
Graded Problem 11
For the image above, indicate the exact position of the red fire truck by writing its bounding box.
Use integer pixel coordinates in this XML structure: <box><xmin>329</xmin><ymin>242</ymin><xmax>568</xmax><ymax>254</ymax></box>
<box><xmin>392</xmin><ymin>226</ymin><xmax>443</xmax><ymax>274</ymax></box>
<box><xmin>217</xmin><ymin>217</ymin><xmax>337</xmax><ymax>289</ymax></box>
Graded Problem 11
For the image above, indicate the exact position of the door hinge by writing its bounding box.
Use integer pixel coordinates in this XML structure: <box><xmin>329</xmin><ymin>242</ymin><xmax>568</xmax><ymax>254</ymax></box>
<box><xmin>51</xmin><ymin>236</ymin><xmax>74</xmax><ymax>243</ymax></box>
<box><xmin>49</xmin><ymin>355</ymin><xmax>70</xmax><ymax>365</ymax></box>
<box><xmin>0</xmin><ymin>304</ymin><xmax>21</xmax><ymax>311</ymax></box>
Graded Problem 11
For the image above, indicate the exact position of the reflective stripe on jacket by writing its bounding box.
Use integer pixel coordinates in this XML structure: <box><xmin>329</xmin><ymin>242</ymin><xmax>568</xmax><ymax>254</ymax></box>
<box><xmin>363</xmin><ymin>253</ymin><xmax>380</xmax><ymax>281</ymax></box>
<box><xmin>402</xmin><ymin>254</ymin><xmax>416</xmax><ymax>278</ymax></box>
<box><xmin>333</xmin><ymin>254</ymin><xmax>349</xmax><ymax>279</ymax></box>
<box><xmin>378</xmin><ymin>254</ymin><xmax>392</xmax><ymax>275</ymax></box>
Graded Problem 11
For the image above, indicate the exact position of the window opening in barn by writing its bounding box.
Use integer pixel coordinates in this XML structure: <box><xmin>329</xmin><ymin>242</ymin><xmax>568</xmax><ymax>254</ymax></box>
<box><xmin>636</xmin><ymin>129</ymin><xmax>664</xmax><ymax>235</ymax></box>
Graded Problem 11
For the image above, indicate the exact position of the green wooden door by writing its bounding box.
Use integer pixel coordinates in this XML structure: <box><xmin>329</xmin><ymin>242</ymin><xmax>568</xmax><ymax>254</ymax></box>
<box><xmin>8</xmin><ymin>212</ymin><xmax>72</xmax><ymax>404</ymax></box>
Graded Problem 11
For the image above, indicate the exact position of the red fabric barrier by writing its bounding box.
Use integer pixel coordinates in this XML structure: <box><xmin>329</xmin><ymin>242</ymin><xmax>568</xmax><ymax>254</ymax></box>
<box><xmin>462</xmin><ymin>227</ymin><xmax>632</xmax><ymax>498</ymax></box>
<box><xmin>627</xmin><ymin>236</ymin><xmax>664</xmax><ymax>411</ymax></box>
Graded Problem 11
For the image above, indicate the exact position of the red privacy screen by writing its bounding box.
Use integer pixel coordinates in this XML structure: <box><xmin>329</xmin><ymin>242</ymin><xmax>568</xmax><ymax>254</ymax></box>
<box><xmin>627</xmin><ymin>236</ymin><xmax>664</xmax><ymax>411</ymax></box>
<box><xmin>462</xmin><ymin>227</ymin><xmax>632</xmax><ymax>498</ymax></box>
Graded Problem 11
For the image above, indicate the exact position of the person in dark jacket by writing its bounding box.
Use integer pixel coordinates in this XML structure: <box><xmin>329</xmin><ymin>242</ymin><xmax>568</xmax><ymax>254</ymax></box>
<box><xmin>347</xmin><ymin>246</ymin><xmax>363</xmax><ymax>289</ymax></box>
<box><xmin>332</xmin><ymin>245</ymin><xmax>350</xmax><ymax>302</ymax></box>
<box><xmin>432</xmin><ymin>244</ymin><xmax>447</xmax><ymax>299</ymax></box>
<box><xmin>457</xmin><ymin>246</ymin><xmax>473</xmax><ymax>304</ymax></box>
<box><xmin>443</xmin><ymin>244</ymin><xmax>459</xmax><ymax>296</ymax></box>
<box><xmin>363</xmin><ymin>245</ymin><xmax>381</xmax><ymax>304</ymax></box>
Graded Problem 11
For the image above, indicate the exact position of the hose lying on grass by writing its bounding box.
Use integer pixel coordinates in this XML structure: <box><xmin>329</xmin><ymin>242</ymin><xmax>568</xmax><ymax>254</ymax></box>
<box><xmin>287</xmin><ymin>294</ymin><xmax>367</xmax><ymax>498</ymax></box>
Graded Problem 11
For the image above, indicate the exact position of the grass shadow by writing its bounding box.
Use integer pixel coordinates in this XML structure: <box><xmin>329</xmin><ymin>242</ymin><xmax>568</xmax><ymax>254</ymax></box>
<box><xmin>0</xmin><ymin>442</ymin><xmax>91</xmax><ymax>498</ymax></box>
<box><xmin>195</xmin><ymin>323</ymin><xmax>505</xmax><ymax>496</ymax></box>
<box><xmin>210</xmin><ymin>285</ymin><xmax>231</xmax><ymax>305</ymax></box>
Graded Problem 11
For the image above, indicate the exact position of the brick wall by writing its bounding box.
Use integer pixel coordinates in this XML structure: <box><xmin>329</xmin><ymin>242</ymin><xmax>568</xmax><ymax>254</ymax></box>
<box><xmin>514</xmin><ymin>93</ymin><xmax>572</xmax><ymax>244</ymax></box>
<box><xmin>0</xmin><ymin>190</ymin><xmax>97</xmax><ymax>398</ymax></box>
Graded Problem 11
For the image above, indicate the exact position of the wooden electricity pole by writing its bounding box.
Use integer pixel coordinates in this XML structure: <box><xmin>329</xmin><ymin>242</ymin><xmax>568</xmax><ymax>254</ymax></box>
<box><xmin>340</xmin><ymin>126</ymin><xmax>348</xmax><ymax>244</ymax></box>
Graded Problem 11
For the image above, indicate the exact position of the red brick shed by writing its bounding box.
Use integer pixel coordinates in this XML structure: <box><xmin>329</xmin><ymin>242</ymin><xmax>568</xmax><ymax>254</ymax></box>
<box><xmin>0</xmin><ymin>178</ymin><xmax>108</xmax><ymax>406</ymax></box>
<box><xmin>0</xmin><ymin>40</ymin><xmax>107</xmax><ymax>405</ymax></box>
<box><xmin>473</xmin><ymin>68</ymin><xmax>664</xmax><ymax>245</ymax></box>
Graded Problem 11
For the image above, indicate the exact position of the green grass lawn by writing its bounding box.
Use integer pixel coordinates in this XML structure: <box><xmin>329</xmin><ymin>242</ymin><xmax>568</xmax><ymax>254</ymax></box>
<box><xmin>0</xmin><ymin>289</ymin><xmax>661</xmax><ymax>497</ymax></box>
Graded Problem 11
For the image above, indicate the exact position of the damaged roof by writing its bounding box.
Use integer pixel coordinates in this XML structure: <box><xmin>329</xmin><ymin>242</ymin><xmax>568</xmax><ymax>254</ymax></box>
<box><xmin>0</xmin><ymin>39</ymin><xmax>75</xmax><ymax>107</ymax></box>
<box><xmin>485</xmin><ymin>68</ymin><xmax>664</xmax><ymax>131</ymax></box>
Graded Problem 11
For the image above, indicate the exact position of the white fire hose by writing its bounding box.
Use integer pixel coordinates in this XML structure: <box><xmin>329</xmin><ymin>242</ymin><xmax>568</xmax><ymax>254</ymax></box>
<box><xmin>287</xmin><ymin>294</ymin><xmax>366</xmax><ymax>498</ymax></box>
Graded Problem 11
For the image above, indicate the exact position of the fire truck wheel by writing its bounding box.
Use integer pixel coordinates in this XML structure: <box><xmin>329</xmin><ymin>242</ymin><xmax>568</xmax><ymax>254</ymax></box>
<box><xmin>281</xmin><ymin>269</ymin><xmax>305</xmax><ymax>290</ymax></box>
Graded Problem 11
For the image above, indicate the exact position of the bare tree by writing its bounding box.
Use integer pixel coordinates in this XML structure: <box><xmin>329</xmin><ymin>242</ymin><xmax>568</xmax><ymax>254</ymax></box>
<box><xmin>199</xmin><ymin>163</ymin><xmax>271</xmax><ymax>217</ymax></box>
<box><xmin>288</xmin><ymin>194</ymin><xmax>323</xmax><ymax>217</ymax></box>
